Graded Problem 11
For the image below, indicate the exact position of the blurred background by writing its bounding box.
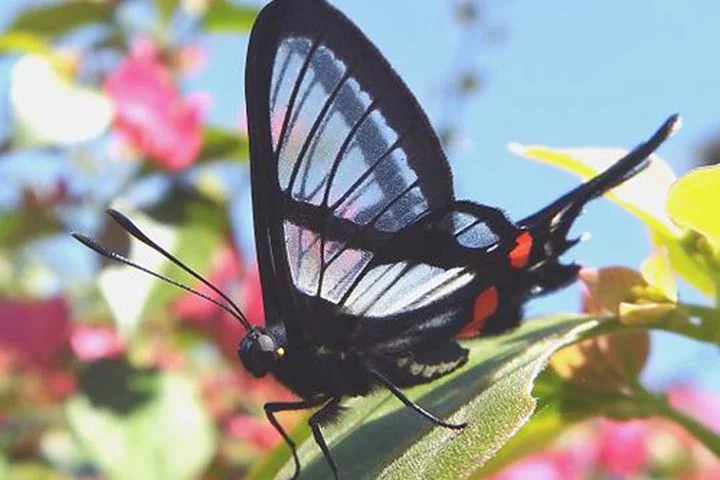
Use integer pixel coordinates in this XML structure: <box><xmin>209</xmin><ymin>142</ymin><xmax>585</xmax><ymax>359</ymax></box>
<box><xmin>0</xmin><ymin>0</ymin><xmax>718</xmax><ymax>478</ymax></box>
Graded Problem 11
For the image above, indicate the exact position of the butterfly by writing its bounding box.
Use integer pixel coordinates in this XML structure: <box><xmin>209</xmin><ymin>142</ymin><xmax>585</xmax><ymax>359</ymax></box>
<box><xmin>73</xmin><ymin>0</ymin><xmax>678</xmax><ymax>478</ymax></box>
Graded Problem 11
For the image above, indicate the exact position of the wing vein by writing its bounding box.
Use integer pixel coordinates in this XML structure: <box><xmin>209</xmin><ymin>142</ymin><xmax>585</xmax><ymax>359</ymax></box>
<box><xmin>269</xmin><ymin>32</ymin><xmax>325</xmax><ymax>332</ymax></box>
<box><xmin>355</xmin><ymin>263</ymin><xmax>414</xmax><ymax>316</ymax></box>
<box><xmin>293</xmin><ymin>104</ymin><xmax>388</xmax><ymax>284</ymax></box>
<box><xmin>328</xmin><ymin>134</ymin><xmax>405</xmax><ymax>213</ymax></box>
<box><xmin>273</xmin><ymin>33</ymin><xmax>324</xmax><ymax>166</ymax></box>
<box><xmin>321</xmin><ymin>101</ymin><xmax>380</xmax><ymax>209</ymax></box>
<box><xmin>316</xmin><ymin>100</ymin><xmax>379</xmax><ymax>299</ymax></box>
<box><xmin>270</xmin><ymin>47</ymin><xmax>293</xmax><ymax>117</ymax></box>
<box><xmin>287</xmin><ymin>69</ymin><xmax>353</xmax><ymax>194</ymax></box>
<box><xmin>321</xmin><ymin>135</ymin><xmax>408</xmax><ymax>272</ymax></box>
<box><xmin>336</xmin><ymin>180</ymin><xmax>425</xmax><ymax>309</ymax></box>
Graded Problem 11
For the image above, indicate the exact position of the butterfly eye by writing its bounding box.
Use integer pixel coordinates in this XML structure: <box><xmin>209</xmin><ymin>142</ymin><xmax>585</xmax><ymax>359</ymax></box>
<box><xmin>238</xmin><ymin>330</ymin><xmax>278</xmax><ymax>378</ymax></box>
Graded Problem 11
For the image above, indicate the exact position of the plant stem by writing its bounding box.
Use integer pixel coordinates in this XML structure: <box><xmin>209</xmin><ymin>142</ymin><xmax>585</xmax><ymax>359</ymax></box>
<box><xmin>632</xmin><ymin>381</ymin><xmax>720</xmax><ymax>457</ymax></box>
<box><xmin>678</xmin><ymin>302</ymin><xmax>720</xmax><ymax>322</ymax></box>
<box><xmin>675</xmin><ymin>302</ymin><xmax>720</xmax><ymax>345</ymax></box>
<box><xmin>658</xmin><ymin>401</ymin><xmax>720</xmax><ymax>456</ymax></box>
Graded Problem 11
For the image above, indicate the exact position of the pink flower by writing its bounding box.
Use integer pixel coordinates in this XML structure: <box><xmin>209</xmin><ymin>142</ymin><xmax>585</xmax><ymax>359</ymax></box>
<box><xmin>0</xmin><ymin>297</ymin><xmax>70</xmax><ymax>368</ymax></box>
<box><xmin>488</xmin><ymin>452</ymin><xmax>579</xmax><ymax>480</ymax></box>
<box><xmin>668</xmin><ymin>384</ymin><xmax>720</xmax><ymax>434</ymax></box>
<box><xmin>175</xmin><ymin>244</ymin><xmax>265</xmax><ymax>361</ymax></box>
<box><xmin>594</xmin><ymin>419</ymin><xmax>651</xmax><ymax>476</ymax></box>
<box><xmin>224</xmin><ymin>414</ymin><xmax>279</xmax><ymax>451</ymax></box>
<box><xmin>47</xmin><ymin>371</ymin><xmax>77</xmax><ymax>400</ymax></box>
<box><xmin>70</xmin><ymin>326</ymin><xmax>124</xmax><ymax>362</ymax></box>
<box><xmin>104</xmin><ymin>37</ymin><xmax>208</xmax><ymax>171</ymax></box>
<box><xmin>489</xmin><ymin>384</ymin><xmax>720</xmax><ymax>479</ymax></box>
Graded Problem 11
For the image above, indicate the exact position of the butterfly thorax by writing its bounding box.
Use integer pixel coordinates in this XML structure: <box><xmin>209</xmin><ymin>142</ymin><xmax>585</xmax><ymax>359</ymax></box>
<box><xmin>267</xmin><ymin>329</ymin><xmax>373</xmax><ymax>399</ymax></box>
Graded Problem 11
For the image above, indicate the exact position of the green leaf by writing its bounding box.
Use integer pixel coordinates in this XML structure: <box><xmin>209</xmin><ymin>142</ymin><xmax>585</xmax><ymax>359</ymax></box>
<box><xmin>198</xmin><ymin>126</ymin><xmax>249</xmax><ymax>163</ymax></box>
<box><xmin>0</xmin><ymin>32</ymin><xmax>49</xmax><ymax>55</ymax></box>
<box><xmin>250</xmin><ymin>314</ymin><xmax>611</xmax><ymax>480</ymax></box>
<box><xmin>8</xmin><ymin>1</ymin><xmax>115</xmax><ymax>38</ymax></box>
<box><xmin>641</xmin><ymin>248</ymin><xmax>678</xmax><ymax>302</ymax></box>
<box><xmin>155</xmin><ymin>0</ymin><xmax>179</xmax><ymax>22</ymax></box>
<box><xmin>248</xmin><ymin>422</ymin><xmax>312</xmax><ymax>480</ymax></box>
<box><xmin>6</xmin><ymin>461</ymin><xmax>67</xmax><ymax>479</ymax></box>
<box><xmin>0</xmin><ymin>201</ymin><xmax>62</xmax><ymax>249</ymax></box>
<box><xmin>667</xmin><ymin>165</ymin><xmax>720</xmax><ymax>247</ymax></box>
<box><xmin>421</xmin><ymin>321</ymin><xmax>720</xmax><ymax>478</ymax></box>
<box><xmin>651</xmin><ymin>228</ymin><xmax>715</xmax><ymax>296</ymax></box>
<box><xmin>66</xmin><ymin>372</ymin><xmax>215</xmax><ymax>480</ymax></box>
<box><xmin>475</xmin><ymin>364</ymin><xmax>653</xmax><ymax>477</ymax></box>
<box><xmin>203</xmin><ymin>1</ymin><xmax>259</xmax><ymax>33</ymax></box>
<box><xmin>474</xmin><ymin>395</ymin><xmax>580</xmax><ymax>476</ymax></box>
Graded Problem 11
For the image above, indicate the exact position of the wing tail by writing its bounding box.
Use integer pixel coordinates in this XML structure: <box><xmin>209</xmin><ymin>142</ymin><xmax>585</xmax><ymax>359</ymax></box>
<box><xmin>521</xmin><ymin>115</ymin><xmax>678</xmax><ymax>270</ymax></box>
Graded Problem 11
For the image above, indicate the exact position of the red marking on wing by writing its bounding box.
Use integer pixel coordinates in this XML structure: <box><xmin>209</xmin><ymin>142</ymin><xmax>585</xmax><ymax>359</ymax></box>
<box><xmin>457</xmin><ymin>286</ymin><xmax>499</xmax><ymax>339</ymax></box>
<box><xmin>509</xmin><ymin>231</ymin><xmax>533</xmax><ymax>269</ymax></box>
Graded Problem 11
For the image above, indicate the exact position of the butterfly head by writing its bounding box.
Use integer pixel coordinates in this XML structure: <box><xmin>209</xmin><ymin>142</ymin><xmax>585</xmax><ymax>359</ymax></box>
<box><xmin>239</xmin><ymin>327</ymin><xmax>284</xmax><ymax>377</ymax></box>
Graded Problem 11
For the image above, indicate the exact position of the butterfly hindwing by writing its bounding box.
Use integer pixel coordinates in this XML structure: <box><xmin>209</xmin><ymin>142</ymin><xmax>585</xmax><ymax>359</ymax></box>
<box><xmin>375</xmin><ymin>341</ymin><xmax>470</xmax><ymax>388</ymax></box>
<box><xmin>347</xmin><ymin>202</ymin><xmax>523</xmax><ymax>354</ymax></box>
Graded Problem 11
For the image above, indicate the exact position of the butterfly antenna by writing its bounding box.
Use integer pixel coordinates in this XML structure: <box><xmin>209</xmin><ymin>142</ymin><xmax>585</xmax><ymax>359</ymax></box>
<box><xmin>72</xmin><ymin>233</ymin><xmax>251</xmax><ymax>329</ymax></box>
<box><xmin>72</xmin><ymin>216</ymin><xmax>252</xmax><ymax>332</ymax></box>
<box><xmin>104</xmin><ymin>209</ymin><xmax>252</xmax><ymax>328</ymax></box>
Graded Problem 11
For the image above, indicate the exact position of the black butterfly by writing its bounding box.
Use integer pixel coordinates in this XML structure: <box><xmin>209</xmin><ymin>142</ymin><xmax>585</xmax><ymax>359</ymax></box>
<box><xmin>74</xmin><ymin>0</ymin><xmax>678</xmax><ymax>478</ymax></box>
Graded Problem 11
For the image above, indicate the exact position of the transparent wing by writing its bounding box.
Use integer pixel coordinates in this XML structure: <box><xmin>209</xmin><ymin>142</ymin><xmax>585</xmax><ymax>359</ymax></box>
<box><xmin>246</xmin><ymin>0</ymin><xmax>516</xmax><ymax>344</ymax></box>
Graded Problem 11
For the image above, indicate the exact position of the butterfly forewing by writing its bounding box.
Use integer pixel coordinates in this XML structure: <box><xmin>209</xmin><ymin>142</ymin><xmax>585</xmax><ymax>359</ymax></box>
<box><xmin>246</xmin><ymin>0</ymin><xmax>519</xmax><ymax>347</ymax></box>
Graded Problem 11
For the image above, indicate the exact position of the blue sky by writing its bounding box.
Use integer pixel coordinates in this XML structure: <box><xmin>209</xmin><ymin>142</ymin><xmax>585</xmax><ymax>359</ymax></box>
<box><xmin>3</xmin><ymin>1</ymin><xmax>719</xmax><ymax>390</ymax></box>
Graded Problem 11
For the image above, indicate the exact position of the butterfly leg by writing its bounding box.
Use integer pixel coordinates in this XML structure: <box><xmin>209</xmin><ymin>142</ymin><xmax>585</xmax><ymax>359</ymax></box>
<box><xmin>308</xmin><ymin>397</ymin><xmax>343</xmax><ymax>480</ymax></box>
<box><xmin>370</xmin><ymin>368</ymin><xmax>466</xmax><ymax>430</ymax></box>
<box><xmin>264</xmin><ymin>398</ymin><xmax>328</xmax><ymax>480</ymax></box>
